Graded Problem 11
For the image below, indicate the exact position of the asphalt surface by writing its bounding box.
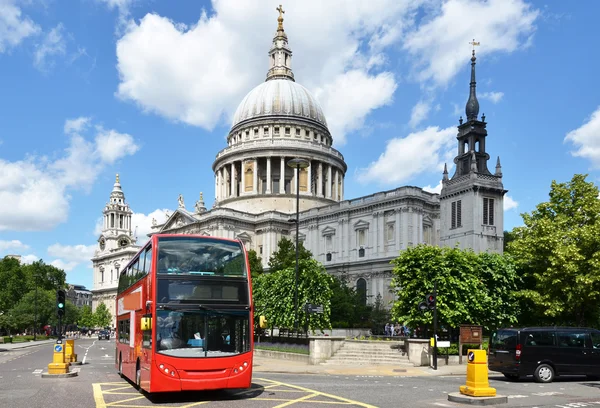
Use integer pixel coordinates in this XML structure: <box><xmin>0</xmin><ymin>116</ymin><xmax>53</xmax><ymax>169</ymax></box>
<box><xmin>2</xmin><ymin>338</ymin><xmax>600</xmax><ymax>407</ymax></box>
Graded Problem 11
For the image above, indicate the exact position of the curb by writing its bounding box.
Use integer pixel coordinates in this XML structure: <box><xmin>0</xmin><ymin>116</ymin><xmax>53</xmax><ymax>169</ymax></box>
<box><xmin>448</xmin><ymin>392</ymin><xmax>508</xmax><ymax>405</ymax></box>
<box><xmin>41</xmin><ymin>371</ymin><xmax>79</xmax><ymax>378</ymax></box>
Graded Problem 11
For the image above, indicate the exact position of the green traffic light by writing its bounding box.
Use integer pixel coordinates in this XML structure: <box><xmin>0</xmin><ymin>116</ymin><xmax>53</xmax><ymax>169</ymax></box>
<box><xmin>58</xmin><ymin>303</ymin><xmax>64</xmax><ymax>308</ymax></box>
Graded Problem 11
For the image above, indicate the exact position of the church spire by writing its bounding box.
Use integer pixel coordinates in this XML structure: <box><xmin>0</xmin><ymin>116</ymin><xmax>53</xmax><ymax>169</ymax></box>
<box><xmin>266</xmin><ymin>5</ymin><xmax>295</xmax><ymax>82</ymax></box>
<box><xmin>465</xmin><ymin>40</ymin><xmax>480</xmax><ymax>121</ymax></box>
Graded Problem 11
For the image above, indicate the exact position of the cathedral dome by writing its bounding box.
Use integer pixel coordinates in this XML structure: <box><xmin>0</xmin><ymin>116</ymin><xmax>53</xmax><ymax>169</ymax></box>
<box><xmin>232</xmin><ymin>79</ymin><xmax>328</xmax><ymax>129</ymax></box>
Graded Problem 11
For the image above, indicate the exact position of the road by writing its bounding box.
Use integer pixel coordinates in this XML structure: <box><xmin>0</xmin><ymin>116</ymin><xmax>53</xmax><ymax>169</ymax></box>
<box><xmin>1</xmin><ymin>338</ymin><xmax>600</xmax><ymax>407</ymax></box>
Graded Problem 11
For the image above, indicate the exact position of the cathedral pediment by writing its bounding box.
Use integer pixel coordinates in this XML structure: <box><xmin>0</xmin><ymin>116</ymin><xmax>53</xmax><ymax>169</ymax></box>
<box><xmin>237</xmin><ymin>232</ymin><xmax>252</xmax><ymax>242</ymax></box>
<box><xmin>321</xmin><ymin>226</ymin><xmax>336</xmax><ymax>236</ymax></box>
<box><xmin>353</xmin><ymin>220</ymin><xmax>370</xmax><ymax>230</ymax></box>
<box><xmin>160</xmin><ymin>209</ymin><xmax>197</xmax><ymax>232</ymax></box>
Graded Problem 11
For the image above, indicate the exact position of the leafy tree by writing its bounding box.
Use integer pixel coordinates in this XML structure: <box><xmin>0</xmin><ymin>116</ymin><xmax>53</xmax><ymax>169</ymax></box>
<box><xmin>267</xmin><ymin>237</ymin><xmax>312</xmax><ymax>272</ymax></box>
<box><xmin>78</xmin><ymin>305</ymin><xmax>95</xmax><ymax>328</ymax></box>
<box><xmin>369</xmin><ymin>293</ymin><xmax>390</xmax><ymax>335</ymax></box>
<box><xmin>94</xmin><ymin>303</ymin><xmax>112</xmax><ymax>328</ymax></box>
<box><xmin>328</xmin><ymin>273</ymin><xmax>372</xmax><ymax>328</ymax></box>
<box><xmin>508</xmin><ymin>174</ymin><xmax>600</xmax><ymax>326</ymax></box>
<box><xmin>22</xmin><ymin>260</ymin><xmax>66</xmax><ymax>291</ymax></box>
<box><xmin>390</xmin><ymin>245</ymin><xmax>520</xmax><ymax>331</ymax></box>
<box><xmin>254</xmin><ymin>258</ymin><xmax>333</xmax><ymax>331</ymax></box>
<box><xmin>247</xmin><ymin>249</ymin><xmax>263</xmax><ymax>280</ymax></box>
<box><xmin>0</xmin><ymin>257</ymin><xmax>28</xmax><ymax>315</ymax></box>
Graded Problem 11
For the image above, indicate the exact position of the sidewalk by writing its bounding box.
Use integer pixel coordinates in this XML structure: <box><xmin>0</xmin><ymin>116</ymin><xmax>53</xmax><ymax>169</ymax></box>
<box><xmin>253</xmin><ymin>355</ymin><xmax>470</xmax><ymax>377</ymax></box>
<box><xmin>0</xmin><ymin>339</ymin><xmax>55</xmax><ymax>351</ymax></box>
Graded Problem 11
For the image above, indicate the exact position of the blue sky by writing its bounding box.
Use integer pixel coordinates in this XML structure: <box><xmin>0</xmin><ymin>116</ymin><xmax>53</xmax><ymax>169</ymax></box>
<box><xmin>1</xmin><ymin>0</ymin><xmax>599</xmax><ymax>290</ymax></box>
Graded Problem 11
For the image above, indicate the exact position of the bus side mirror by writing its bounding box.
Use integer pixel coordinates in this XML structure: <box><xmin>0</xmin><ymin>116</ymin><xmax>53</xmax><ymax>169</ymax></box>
<box><xmin>141</xmin><ymin>316</ymin><xmax>152</xmax><ymax>331</ymax></box>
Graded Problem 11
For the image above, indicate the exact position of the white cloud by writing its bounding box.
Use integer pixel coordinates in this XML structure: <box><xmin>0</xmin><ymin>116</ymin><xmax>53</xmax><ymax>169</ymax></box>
<box><xmin>357</xmin><ymin>126</ymin><xmax>456</xmax><ymax>185</ymax></box>
<box><xmin>504</xmin><ymin>195</ymin><xmax>518</xmax><ymax>211</ymax></box>
<box><xmin>403</xmin><ymin>0</ymin><xmax>539</xmax><ymax>86</ymax></box>
<box><xmin>131</xmin><ymin>209</ymin><xmax>170</xmax><ymax>244</ymax></box>
<box><xmin>50</xmin><ymin>259</ymin><xmax>79</xmax><ymax>272</ymax></box>
<box><xmin>20</xmin><ymin>254</ymin><xmax>40</xmax><ymax>264</ymax></box>
<box><xmin>0</xmin><ymin>118</ymin><xmax>140</xmax><ymax>231</ymax></box>
<box><xmin>0</xmin><ymin>239</ymin><xmax>29</xmax><ymax>252</ymax></box>
<box><xmin>423</xmin><ymin>180</ymin><xmax>443</xmax><ymax>194</ymax></box>
<box><xmin>64</xmin><ymin>116</ymin><xmax>90</xmax><ymax>135</ymax></box>
<box><xmin>313</xmin><ymin>71</ymin><xmax>396</xmax><ymax>144</ymax></box>
<box><xmin>480</xmin><ymin>91</ymin><xmax>504</xmax><ymax>103</ymax></box>
<box><xmin>114</xmin><ymin>1</ymin><xmax>431</xmax><ymax>144</ymax></box>
<box><xmin>409</xmin><ymin>100</ymin><xmax>431</xmax><ymax>128</ymax></box>
<box><xmin>48</xmin><ymin>243</ymin><xmax>96</xmax><ymax>264</ymax></box>
<box><xmin>0</xmin><ymin>0</ymin><xmax>40</xmax><ymax>53</ymax></box>
<box><xmin>33</xmin><ymin>23</ymin><xmax>67</xmax><ymax>72</ymax></box>
<box><xmin>95</xmin><ymin>128</ymin><xmax>140</xmax><ymax>164</ymax></box>
<box><xmin>565</xmin><ymin>106</ymin><xmax>600</xmax><ymax>167</ymax></box>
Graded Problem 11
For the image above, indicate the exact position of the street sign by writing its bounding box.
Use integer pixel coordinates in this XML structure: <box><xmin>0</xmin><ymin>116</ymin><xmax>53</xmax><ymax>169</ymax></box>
<box><xmin>305</xmin><ymin>303</ymin><xmax>323</xmax><ymax>314</ymax></box>
<box><xmin>468</xmin><ymin>351</ymin><xmax>475</xmax><ymax>362</ymax></box>
<box><xmin>437</xmin><ymin>341</ymin><xmax>451</xmax><ymax>348</ymax></box>
<box><xmin>54</xmin><ymin>345</ymin><xmax>63</xmax><ymax>353</ymax></box>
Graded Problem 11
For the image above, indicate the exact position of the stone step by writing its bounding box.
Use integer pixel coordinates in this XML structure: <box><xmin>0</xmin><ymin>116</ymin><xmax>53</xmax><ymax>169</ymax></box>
<box><xmin>335</xmin><ymin>350</ymin><xmax>408</xmax><ymax>358</ymax></box>
<box><xmin>321</xmin><ymin>359</ymin><xmax>415</xmax><ymax>366</ymax></box>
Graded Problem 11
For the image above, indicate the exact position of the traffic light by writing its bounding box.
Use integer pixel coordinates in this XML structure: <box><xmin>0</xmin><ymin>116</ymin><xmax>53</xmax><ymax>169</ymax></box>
<box><xmin>56</xmin><ymin>289</ymin><xmax>66</xmax><ymax>317</ymax></box>
<box><xmin>259</xmin><ymin>315</ymin><xmax>268</xmax><ymax>329</ymax></box>
<box><xmin>426</xmin><ymin>293</ymin><xmax>436</xmax><ymax>310</ymax></box>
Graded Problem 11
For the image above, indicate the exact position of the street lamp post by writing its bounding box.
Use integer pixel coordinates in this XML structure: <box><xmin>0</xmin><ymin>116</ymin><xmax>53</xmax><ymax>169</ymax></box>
<box><xmin>287</xmin><ymin>158</ymin><xmax>310</xmax><ymax>332</ymax></box>
<box><xmin>33</xmin><ymin>274</ymin><xmax>40</xmax><ymax>341</ymax></box>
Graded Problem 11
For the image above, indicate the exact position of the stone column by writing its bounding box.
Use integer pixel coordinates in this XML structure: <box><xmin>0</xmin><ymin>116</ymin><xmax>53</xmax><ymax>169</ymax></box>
<box><xmin>280</xmin><ymin>157</ymin><xmax>285</xmax><ymax>194</ymax></box>
<box><xmin>326</xmin><ymin>165</ymin><xmax>332</xmax><ymax>199</ymax></box>
<box><xmin>373</xmin><ymin>212</ymin><xmax>379</xmax><ymax>255</ymax></box>
<box><xmin>395</xmin><ymin>209</ymin><xmax>401</xmax><ymax>250</ymax></box>
<box><xmin>219</xmin><ymin>168</ymin><xmax>225</xmax><ymax>200</ymax></box>
<box><xmin>318</xmin><ymin>162</ymin><xmax>323</xmax><ymax>197</ymax></box>
<box><xmin>266</xmin><ymin>157</ymin><xmax>272</xmax><ymax>193</ymax></box>
<box><xmin>253</xmin><ymin>158</ymin><xmax>258</xmax><ymax>194</ymax></box>
<box><xmin>340</xmin><ymin>176</ymin><xmax>344</xmax><ymax>201</ymax></box>
<box><xmin>231</xmin><ymin>162</ymin><xmax>236</xmax><ymax>198</ymax></box>
<box><xmin>334</xmin><ymin>169</ymin><xmax>339</xmax><ymax>201</ymax></box>
<box><xmin>215</xmin><ymin>172</ymin><xmax>219</xmax><ymax>202</ymax></box>
<box><xmin>307</xmin><ymin>161</ymin><xmax>312</xmax><ymax>195</ymax></box>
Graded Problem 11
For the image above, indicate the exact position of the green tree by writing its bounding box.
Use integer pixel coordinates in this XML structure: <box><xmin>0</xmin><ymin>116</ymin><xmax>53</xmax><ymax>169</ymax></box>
<box><xmin>508</xmin><ymin>174</ymin><xmax>600</xmax><ymax>326</ymax></box>
<box><xmin>369</xmin><ymin>293</ymin><xmax>390</xmax><ymax>335</ymax></box>
<box><xmin>78</xmin><ymin>305</ymin><xmax>95</xmax><ymax>328</ymax></box>
<box><xmin>0</xmin><ymin>257</ymin><xmax>28</xmax><ymax>316</ymax></box>
<box><xmin>390</xmin><ymin>245</ymin><xmax>520</xmax><ymax>331</ymax></box>
<box><xmin>247</xmin><ymin>249</ymin><xmax>263</xmax><ymax>280</ymax></box>
<box><xmin>267</xmin><ymin>237</ymin><xmax>313</xmax><ymax>272</ymax></box>
<box><xmin>94</xmin><ymin>303</ymin><xmax>112</xmax><ymax>328</ymax></box>
<box><xmin>328</xmin><ymin>272</ymin><xmax>372</xmax><ymax>328</ymax></box>
<box><xmin>254</xmin><ymin>258</ymin><xmax>333</xmax><ymax>331</ymax></box>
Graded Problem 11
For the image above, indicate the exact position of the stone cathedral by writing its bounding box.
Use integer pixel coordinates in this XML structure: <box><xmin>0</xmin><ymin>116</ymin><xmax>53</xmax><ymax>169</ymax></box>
<box><xmin>92</xmin><ymin>10</ymin><xmax>505</xmax><ymax>319</ymax></box>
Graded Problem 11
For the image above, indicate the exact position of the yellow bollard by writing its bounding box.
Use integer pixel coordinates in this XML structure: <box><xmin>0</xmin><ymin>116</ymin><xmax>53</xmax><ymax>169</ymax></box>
<box><xmin>459</xmin><ymin>349</ymin><xmax>496</xmax><ymax>397</ymax></box>
<box><xmin>64</xmin><ymin>339</ymin><xmax>78</xmax><ymax>363</ymax></box>
<box><xmin>47</xmin><ymin>343</ymin><xmax>70</xmax><ymax>375</ymax></box>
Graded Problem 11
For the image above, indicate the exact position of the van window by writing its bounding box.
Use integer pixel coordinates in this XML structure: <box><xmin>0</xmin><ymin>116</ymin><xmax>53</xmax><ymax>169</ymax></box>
<box><xmin>524</xmin><ymin>331</ymin><xmax>556</xmax><ymax>347</ymax></box>
<box><xmin>491</xmin><ymin>330</ymin><xmax>517</xmax><ymax>350</ymax></box>
<box><xmin>591</xmin><ymin>332</ymin><xmax>600</xmax><ymax>349</ymax></box>
<box><xmin>557</xmin><ymin>331</ymin><xmax>587</xmax><ymax>348</ymax></box>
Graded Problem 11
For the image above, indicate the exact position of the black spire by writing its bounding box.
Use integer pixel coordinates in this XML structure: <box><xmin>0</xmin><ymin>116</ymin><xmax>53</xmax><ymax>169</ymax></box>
<box><xmin>465</xmin><ymin>49</ymin><xmax>479</xmax><ymax>121</ymax></box>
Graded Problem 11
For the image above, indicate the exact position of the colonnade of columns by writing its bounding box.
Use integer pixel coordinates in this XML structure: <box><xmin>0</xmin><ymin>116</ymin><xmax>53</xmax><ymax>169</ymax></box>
<box><xmin>214</xmin><ymin>156</ymin><xmax>344</xmax><ymax>202</ymax></box>
<box><xmin>103</xmin><ymin>211</ymin><xmax>132</xmax><ymax>231</ymax></box>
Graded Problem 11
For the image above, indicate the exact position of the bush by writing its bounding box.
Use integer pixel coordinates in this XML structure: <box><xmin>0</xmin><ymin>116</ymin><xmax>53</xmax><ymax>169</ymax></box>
<box><xmin>255</xmin><ymin>342</ymin><xmax>309</xmax><ymax>355</ymax></box>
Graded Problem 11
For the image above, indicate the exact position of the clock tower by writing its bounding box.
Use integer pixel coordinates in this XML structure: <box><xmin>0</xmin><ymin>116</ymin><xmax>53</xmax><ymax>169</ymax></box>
<box><xmin>91</xmin><ymin>174</ymin><xmax>139</xmax><ymax>328</ymax></box>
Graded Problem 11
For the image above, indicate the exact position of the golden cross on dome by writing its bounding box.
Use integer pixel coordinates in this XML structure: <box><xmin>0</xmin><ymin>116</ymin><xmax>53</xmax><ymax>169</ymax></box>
<box><xmin>276</xmin><ymin>4</ymin><xmax>285</xmax><ymax>29</ymax></box>
<box><xmin>469</xmin><ymin>39</ymin><xmax>480</xmax><ymax>56</ymax></box>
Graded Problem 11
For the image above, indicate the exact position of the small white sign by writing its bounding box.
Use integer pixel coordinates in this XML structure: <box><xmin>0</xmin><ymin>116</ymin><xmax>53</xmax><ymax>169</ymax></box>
<box><xmin>437</xmin><ymin>341</ymin><xmax>451</xmax><ymax>348</ymax></box>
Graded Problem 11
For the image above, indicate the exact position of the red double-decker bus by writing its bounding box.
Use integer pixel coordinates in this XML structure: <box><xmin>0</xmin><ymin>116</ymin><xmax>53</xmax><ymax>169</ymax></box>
<box><xmin>115</xmin><ymin>234</ymin><xmax>253</xmax><ymax>393</ymax></box>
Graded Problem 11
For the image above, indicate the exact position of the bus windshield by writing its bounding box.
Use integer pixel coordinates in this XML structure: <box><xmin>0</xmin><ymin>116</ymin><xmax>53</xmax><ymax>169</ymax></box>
<box><xmin>157</xmin><ymin>237</ymin><xmax>246</xmax><ymax>277</ymax></box>
<box><xmin>156</xmin><ymin>309</ymin><xmax>251</xmax><ymax>358</ymax></box>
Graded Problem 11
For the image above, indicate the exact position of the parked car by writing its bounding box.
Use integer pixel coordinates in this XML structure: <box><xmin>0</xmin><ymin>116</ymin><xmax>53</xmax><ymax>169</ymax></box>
<box><xmin>488</xmin><ymin>326</ymin><xmax>600</xmax><ymax>383</ymax></box>
<box><xmin>98</xmin><ymin>330</ymin><xmax>110</xmax><ymax>340</ymax></box>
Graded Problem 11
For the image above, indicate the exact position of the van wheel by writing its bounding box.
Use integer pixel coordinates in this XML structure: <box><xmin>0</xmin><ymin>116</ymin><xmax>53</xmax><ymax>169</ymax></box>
<box><xmin>534</xmin><ymin>364</ymin><xmax>554</xmax><ymax>383</ymax></box>
<box><xmin>503</xmin><ymin>373</ymin><xmax>519</xmax><ymax>381</ymax></box>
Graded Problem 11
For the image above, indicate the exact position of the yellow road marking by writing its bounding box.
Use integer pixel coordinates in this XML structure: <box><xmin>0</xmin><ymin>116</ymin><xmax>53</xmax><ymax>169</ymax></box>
<box><xmin>105</xmin><ymin>395</ymin><xmax>146</xmax><ymax>406</ymax></box>
<box><xmin>92</xmin><ymin>384</ymin><xmax>106</xmax><ymax>408</ymax></box>
<box><xmin>179</xmin><ymin>401</ymin><xmax>211</xmax><ymax>407</ymax></box>
<box><xmin>273</xmin><ymin>392</ymin><xmax>319</xmax><ymax>408</ymax></box>
<box><xmin>256</xmin><ymin>378</ymin><xmax>378</xmax><ymax>408</ymax></box>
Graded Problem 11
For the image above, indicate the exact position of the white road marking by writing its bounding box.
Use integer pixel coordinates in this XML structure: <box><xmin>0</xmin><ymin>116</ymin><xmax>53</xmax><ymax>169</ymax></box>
<box><xmin>81</xmin><ymin>340</ymin><xmax>97</xmax><ymax>365</ymax></box>
<box><xmin>507</xmin><ymin>395</ymin><xmax>529</xmax><ymax>398</ymax></box>
<box><xmin>33</xmin><ymin>369</ymin><xmax>42</xmax><ymax>374</ymax></box>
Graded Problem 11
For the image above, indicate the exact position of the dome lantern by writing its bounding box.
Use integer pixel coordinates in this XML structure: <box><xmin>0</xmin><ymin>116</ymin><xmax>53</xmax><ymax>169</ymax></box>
<box><xmin>266</xmin><ymin>5</ymin><xmax>295</xmax><ymax>82</ymax></box>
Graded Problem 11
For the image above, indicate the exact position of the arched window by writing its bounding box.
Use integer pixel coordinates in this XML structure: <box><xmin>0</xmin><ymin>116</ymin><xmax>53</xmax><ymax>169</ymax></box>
<box><xmin>356</xmin><ymin>278</ymin><xmax>367</xmax><ymax>306</ymax></box>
